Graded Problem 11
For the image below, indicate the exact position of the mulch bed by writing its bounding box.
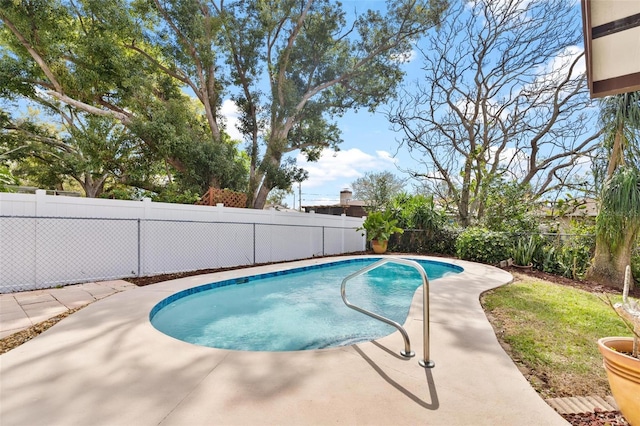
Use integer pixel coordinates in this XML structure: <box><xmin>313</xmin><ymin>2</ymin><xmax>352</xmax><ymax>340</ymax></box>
<box><xmin>128</xmin><ymin>253</ymin><xmax>367</xmax><ymax>287</ymax></box>
<box><xmin>504</xmin><ymin>266</ymin><xmax>640</xmax><ymax>298</ymax></box>
<box><xmin>562</xmin><ymin>410</ymin><xmax>629</xmax><ymax>426</ymax></box>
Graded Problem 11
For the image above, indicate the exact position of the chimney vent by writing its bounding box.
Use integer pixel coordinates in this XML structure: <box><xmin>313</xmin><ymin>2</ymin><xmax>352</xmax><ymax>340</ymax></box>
<box><xmin>340</xmin><ymin>189</ymin><xmax>352</xmax><ymax>206</ymax></box>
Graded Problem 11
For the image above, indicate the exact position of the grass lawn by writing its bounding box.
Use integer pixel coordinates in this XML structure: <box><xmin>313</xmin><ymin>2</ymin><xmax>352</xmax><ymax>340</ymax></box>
<box><xmin>481</xmin><ymin>272</ymin><xmax>633</xmax><ymax>398</ymax></box>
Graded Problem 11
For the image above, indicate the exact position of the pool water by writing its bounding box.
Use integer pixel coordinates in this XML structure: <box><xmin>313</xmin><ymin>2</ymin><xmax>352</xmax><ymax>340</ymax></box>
<box><xmin>150</xmin><ymin>258</ymin><xmax>462</xmax><ymax>351</ymax></box>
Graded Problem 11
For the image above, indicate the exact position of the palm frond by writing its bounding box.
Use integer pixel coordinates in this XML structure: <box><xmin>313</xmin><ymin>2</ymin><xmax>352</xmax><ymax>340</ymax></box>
<box><xmin>597</xmin><ymin>166</ymin><xmax>640</xmax><ymax>249</ymax></box>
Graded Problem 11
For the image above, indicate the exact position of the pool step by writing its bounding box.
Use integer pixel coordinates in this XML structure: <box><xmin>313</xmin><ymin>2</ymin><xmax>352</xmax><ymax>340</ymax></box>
<box><xmin>299</xmin><ymin>334</ymin><xmax>379</xmax><ymax>350</ymax></box>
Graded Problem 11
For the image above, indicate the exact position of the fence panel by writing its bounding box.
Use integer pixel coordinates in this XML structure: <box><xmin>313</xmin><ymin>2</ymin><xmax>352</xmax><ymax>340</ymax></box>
<box><xmin>255</xmin><ymin>224</ymin><xmax>323</xmax><ymax>264</ymax></box>
<box><xmin>1</xmin><ymin>217</ymin><xmax>37</xmax><ymax>292</ymax></box>
<box><xmin>215</xmin><ymin>223</ymin><xmax>255</xmax><ymax>268</ymax></box>
<box><xmin>323</xmin><ymin>227</ymin><xmax>344</xmax><ymax>255</ymax></box>
<box><xmin>343</xmin><ymin>226</ymin><xmax>364</xmax><ymax>254</ymax></box>
<box><xmin>0</xmin><ymin>217</ymin><xmax>137</xmax><ymax>292</ymax></box>
<box><xmin>141</xmin><ymin>220</ymin><xmax>254</xmax><ymax>276</ymax></box>
<box><xmin>0</xmin><ymin>213</ymin><xmax>364</xmax><ymax>293</ymax></box>
<box><xmin>35</xmin><ymin>218</ymin><xmax>138</xmax><ymax>286</ymax></box>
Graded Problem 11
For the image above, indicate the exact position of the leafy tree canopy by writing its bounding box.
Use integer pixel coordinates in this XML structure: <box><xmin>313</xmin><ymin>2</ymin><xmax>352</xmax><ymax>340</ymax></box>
<box><xmin>351</xmin><ymin>170</ymin><xmax>405</xmax><ymax>211</ymax></box>
<box><xmin>0</xmin><ymin>0</ymin><xmax>248</xmax><ymax>199</ymax></box>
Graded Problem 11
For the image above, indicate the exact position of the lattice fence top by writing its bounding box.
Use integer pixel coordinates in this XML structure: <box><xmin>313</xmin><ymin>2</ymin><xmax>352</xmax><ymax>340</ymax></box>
<box><xmin>196</xmin><ymin>188</ymin><xmax>247</xmax><ymax>208</ymax></box>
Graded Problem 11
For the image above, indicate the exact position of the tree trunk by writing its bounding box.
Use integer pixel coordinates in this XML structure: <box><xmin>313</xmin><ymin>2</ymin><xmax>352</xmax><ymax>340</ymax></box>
<box><xmin>80</xmin><ymin>174</ymin><xmax>107</xmax><ymax>198</ymax></box>
<box><xmin>251</xmin><ymin>153</ymin><xmax>279</xmax><ymax>209</ymax></box>
<box><xmin>253</xmin><ymin>183</ymin><xmax>271</xmax><ymax>209</ymax></box>
<box><xmin>586</xmin><ymin>228</ymin><xmax>637</xmax><ymax>290</ymax></box>
<box><xmin>83</xmin><ymin>181</ymin><xmax>105</xmax><ymax>198</ymax></box>
<box><xmin>251</xmin><ymin>133</ymin><xmax>286</xmax><ymax>209</ymax></box>
<box><xmin>458</xmin><ymin>161</ymin><xmax>473</xmax><ymax>226</ymax></box>
<box><xmin>606</xmin><ymin>122</ymin><xmax>625</xmax><ymax>178</ymax></box>
<box><xmin>587</xmin><ymin>121</ymin><xmax>639</xmax><ymax>290</ymax></box>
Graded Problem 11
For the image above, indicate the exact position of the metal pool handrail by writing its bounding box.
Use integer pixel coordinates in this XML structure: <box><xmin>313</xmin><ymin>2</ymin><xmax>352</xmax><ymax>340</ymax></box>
<box><xmin>340</xmin><ymin>257</ymin><xmax>435</xmax><ymax>368</ymax></box>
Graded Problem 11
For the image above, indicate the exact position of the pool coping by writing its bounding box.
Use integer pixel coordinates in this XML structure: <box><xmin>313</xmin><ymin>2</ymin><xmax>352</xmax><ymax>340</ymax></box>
<box><xmin>0</xmin><ymin>255</ymin><xmax>569</xmax><ymax>425</ymax></box>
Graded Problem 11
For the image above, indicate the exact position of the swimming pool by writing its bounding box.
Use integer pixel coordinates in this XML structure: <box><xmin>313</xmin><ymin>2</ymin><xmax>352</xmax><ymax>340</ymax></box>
<box><xmin>150</xmin><ymin>258</ymin><xmax>462</xmax><ymax>351</ymax></box>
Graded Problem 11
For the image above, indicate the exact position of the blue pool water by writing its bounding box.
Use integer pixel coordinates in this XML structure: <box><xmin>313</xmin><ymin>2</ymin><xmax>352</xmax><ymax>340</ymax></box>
<box><xmin>150</xmin><ymin>258</ymin><xmax>462</xmax><ymax>351</ymax></box>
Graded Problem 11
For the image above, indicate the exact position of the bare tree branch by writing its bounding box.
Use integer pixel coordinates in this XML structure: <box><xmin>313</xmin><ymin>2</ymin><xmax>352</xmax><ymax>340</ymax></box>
<box><xmin>388</xmin><ymin>0</ymin><xmax>599</xmax><ymax>225</ymax></box>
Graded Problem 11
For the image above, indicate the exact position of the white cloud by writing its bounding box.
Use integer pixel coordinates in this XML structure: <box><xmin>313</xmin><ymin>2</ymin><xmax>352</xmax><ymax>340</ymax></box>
<box><xmin>220</xmin><ymin>99</ymin><xmax>244</xmax><ymax>141</ymax></box>
<box><xmin>491</xmin><ymin>146</ymin><xmax>529</xmax><ymax>178</ymax></box>
<box><xmin>296</xmin><ymin>147</ymin><xmax>397</xmax><ymax>190</ymax></box>
<box><xmin>376</xmin><ymin>150</ymin><xmax>399</xmax><ymax>164</ymax></box>
<box><xmin>529</xmin><ymin>45</ymin><xmax>585</xmax><ymax>93</ymax></box>
<box><xmin>543</xmin><ymin>45</ymin><xmax>585</xmax><ymax>78</ymax></box>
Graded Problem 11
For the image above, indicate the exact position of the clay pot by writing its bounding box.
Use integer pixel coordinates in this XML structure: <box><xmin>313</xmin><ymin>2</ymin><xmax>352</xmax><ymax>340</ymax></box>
<box><xmin>371</xmin><ymin>240</ymin><xmax>388</xmax><ymax>254</ymax></box>
<box><xmin>598</xmin><ymin>337</ymin><xmax>640</xmax><ymax>426</ymax></box>
<box><xmin>512</xmin><ymin>263</ymin><xmax>533</xmax><ymax>270</ymax></box>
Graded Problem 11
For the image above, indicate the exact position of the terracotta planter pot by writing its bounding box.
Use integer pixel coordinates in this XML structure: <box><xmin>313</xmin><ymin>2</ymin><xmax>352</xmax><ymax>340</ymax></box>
<box><xmin>598</xmin><ymin>337</ymin><xmax>640</xmax><ymax>425</ymax></box>
<box><xmin>512</xmin><ymin>263</ymin><xmax>533</xmax><ymax>270</ymax></box>
<box><xmin>371</xmin><ymin>240</ymin><xmax>388</xmax><ymax>254</ymax></box>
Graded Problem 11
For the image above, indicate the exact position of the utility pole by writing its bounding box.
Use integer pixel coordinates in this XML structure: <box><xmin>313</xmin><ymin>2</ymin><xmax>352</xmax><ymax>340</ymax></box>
<box><xmin>298</xmin><ymin>182</ymin><xmax>302</xmax><ymax>212</ymax></box>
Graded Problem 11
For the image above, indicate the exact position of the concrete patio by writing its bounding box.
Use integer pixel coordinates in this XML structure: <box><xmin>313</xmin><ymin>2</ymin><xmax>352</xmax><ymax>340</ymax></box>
<box><xmin>0</xmin><ymin>255</ymin><xmax>569</xmax><ymax>425</ymax></box>
<box><xmin>0</xmin><ymin>280</ymin><xmax>137</xmax><ymax>339</ymax></box>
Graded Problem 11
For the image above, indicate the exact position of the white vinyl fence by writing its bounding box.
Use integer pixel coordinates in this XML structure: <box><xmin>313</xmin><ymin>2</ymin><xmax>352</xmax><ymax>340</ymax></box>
<box><xmin>0</xmin><ymin>191</ymin><xmax>365</xmax><ymax>293</ymax></box>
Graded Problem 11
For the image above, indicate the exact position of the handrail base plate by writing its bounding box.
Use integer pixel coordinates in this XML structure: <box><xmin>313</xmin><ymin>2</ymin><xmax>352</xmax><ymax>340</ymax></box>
<box><xmin>419</xmin><ymin>359</ymin><xmax>435</xmax><ymax>368</ymax></box>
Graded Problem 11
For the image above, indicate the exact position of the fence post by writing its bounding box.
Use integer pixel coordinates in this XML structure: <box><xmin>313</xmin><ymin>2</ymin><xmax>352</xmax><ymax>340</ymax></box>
<box><xmin>253</xmin><ymin>223</ymin><xmax>256</xmax><ymax>265</ymax></box>
<box><xmin>139</xmin><ymin>198</ymin><xmax>152</xmax><ymax>278</ymax></box>
<box><xmin>141</xmin><ymin>197</ymin><xmax>152</xmax><ymax>218</ymax></box>
<box><xmin>322</xmin><ymin>226</ymin><xmax>325</xmax><ymax>256</ymax></box>
<box><xmin>35</xmin><ymin>189</ymin><xmax>48</xmax><ymax>217</ymax></box>
<box><xmin>137</xmin><ymin>219</ymin><xmax>141</xmax><ymax>277</ymax></box>
<box><xmin>341</xmin><ymin>213</ymin><xmax>346</xmax><ymax>253</ymax></box>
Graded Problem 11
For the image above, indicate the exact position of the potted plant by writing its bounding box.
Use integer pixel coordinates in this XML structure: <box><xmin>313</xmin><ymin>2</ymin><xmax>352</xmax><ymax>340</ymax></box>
<box><xmin>357</xmin><ymin>211</ymin><xmax>404</xmax><ymax>254</ymax></box>
<box><xmin>598</xmin><ymin>266</ymin><xmax>640</xmax><ymax>425</ymax></box>
<box><xmin>510</xmin><ymin>235</ymin><xmax>538</xmax><ymax>269</ymax></box>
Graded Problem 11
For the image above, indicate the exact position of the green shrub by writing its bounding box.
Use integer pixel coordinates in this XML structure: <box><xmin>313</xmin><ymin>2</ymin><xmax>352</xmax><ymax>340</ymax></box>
<box><xmin>512</xmin><ymin>236</ymin><xmax>540</xmax><ymax>266</ymax></box>
<box><xmin>386</xmin><ymin>193</ymin><xmax>455</xmax><ymax>255</ymax></box>
<box><xmin>535</xmin><ymin>224</ymin><xmax>595</xmax><ymax>279</ymax></box>
<box><xmin>387</xmin><ymin>193</ymin><xmax>447</xmax><ymax>231</ymax></box>
<box><xmin>432</xmin><ymin>227</ymin><xmax>460</xmax><ymax>255</ymax></box>
<box><xmin>481</xmin><ymin>179</ymin><xmax>539</xmax><ymax>233</ymax></box>
<box><xmin>389</xmin><ymin>226</ymin><xmax>460</xmax><ymax>255</ymax></box>
<box><xmin>539</xmin><ymin>245</ymin><xmax>558</xmax><ymax>273</ymax></box>
<box><xmin>456</xmin><ymin>227</ymin><xmax>511</xmax><ymax>264</ymax></box>
<box><xmin>357</xmin><ymin>210</ymin><xmax>403</xmax><ymax>242</ymax></box>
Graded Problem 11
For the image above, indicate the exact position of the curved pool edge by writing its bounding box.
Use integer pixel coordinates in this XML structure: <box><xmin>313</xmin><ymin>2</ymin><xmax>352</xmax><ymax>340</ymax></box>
<box><xmin>145</xmin><ymin>254</ymin><xmax>512</xmax><ymax>308</ymax></box>
<box><xmin>148</xmin><ymin>255</ymin><xmax>466</xmax><ymax>352</ymax></box>
<box><xmin>146</xmin><ymin>255</ymin><xmax>513</xmax><ymax>354</ymax></box>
